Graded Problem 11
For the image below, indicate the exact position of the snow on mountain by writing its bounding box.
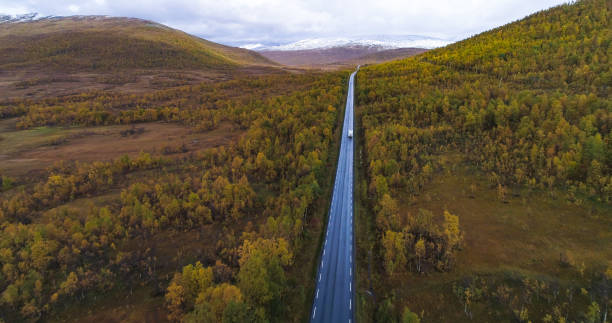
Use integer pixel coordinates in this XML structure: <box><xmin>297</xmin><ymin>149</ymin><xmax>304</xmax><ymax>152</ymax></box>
<box><xmin>0</xmin><ymin>12</ymin><xmax>43</xmax><ymax>24</ymax></box>
<box><xmin>1</xmin><ymin>14</ymin><xmax>451</xmax><ymax>51</ymax></box>
<box><xmin>241</xmin><ymin>43</ymin><xmax>267</xmax><ymax>50</ymax></box>
<box><xmin>242</xmin><ymin>35</ymin><xmax>452</xmax><ymax>51</ymax></box>
<box><xmin>0</xmin><ymin>13</ymin><xmax>108</xmax><ymax>24</ymax></box>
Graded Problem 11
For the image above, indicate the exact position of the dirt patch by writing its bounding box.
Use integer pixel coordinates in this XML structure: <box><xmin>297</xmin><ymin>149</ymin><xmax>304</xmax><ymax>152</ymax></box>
<box><xmin>361</xmin><ymin>155</ymin><xmax>612</xmax><ymax>322</ymax></box>
<box><xmin>396</xmin><ymin>157</ymin><xmax>612</xmax><ymax>276</ymax></box>
<box><xmin>0</xmin><ymin>66</ymin><xmax>298</xmax><ymax>101</ymax></box>
<box><xmin>0</xmin><ymin>121</ymin><xmax>242</xmax><ymax>177</ymax></box>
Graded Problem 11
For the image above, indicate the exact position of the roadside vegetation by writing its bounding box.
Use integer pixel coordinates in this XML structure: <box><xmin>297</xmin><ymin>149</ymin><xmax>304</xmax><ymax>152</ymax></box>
<box><xmin>356</xmin><ymin>0</ymin><xmax>611</xmax><ymax>321</ymax></box>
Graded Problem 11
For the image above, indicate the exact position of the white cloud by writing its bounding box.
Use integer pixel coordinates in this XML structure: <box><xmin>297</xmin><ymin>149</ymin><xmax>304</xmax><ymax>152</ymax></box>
<box><xmin>0</xmin><ymin>3</ymin><xmax>29</xmax><ymax>15</ymax></box>
<box><xmin>0</xmin><ymin>0</ymin><xmax>568</xmax><ymax>45</ymax></box>
<box><xmin>67</xmin><ymin>5</ymin><xmax>80</xmax><ymax>13</ymax></box>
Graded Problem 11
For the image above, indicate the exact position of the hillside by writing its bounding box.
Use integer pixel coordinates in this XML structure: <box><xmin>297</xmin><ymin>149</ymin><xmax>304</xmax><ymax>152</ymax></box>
<box><xmin>0</xmin><ymin>16</ymin><xmax>284</xmax><ymax>101</ymax></box>
<box><xmin>355</xmin><ymin>0</ymin><xmax>611</xmax><ymax>321</ymax></box>
<box><xmin>258</xmin><ymin>46</ymin><xmax>427</xmax><ymax>68</ymax></box>
<box><xmin>345</xmin><ymin>47</ymin><xmax>428</xmax><ymax>65</ymax></box>
<box><xmin>0</xmin><ymin>16</ymin><xmax>275</xmax><ymax>71</ymax></box>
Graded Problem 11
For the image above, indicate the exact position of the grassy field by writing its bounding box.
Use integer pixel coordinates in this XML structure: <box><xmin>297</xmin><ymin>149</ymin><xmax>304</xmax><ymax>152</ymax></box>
<box><xmin>0</xmin><ymin>119</ymin><xmax>243</xmax><ymax>178</ymax></box>
<box><xmin>0</xmin><ymin>66</ymin><xmax>302</xmax><ymax>101</ymax></box>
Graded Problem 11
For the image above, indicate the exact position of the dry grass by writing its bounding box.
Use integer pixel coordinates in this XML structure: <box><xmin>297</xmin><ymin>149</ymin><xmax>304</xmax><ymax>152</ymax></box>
<box><xmin>0</xmin><ymin>66</ymin><xmax>294</xmax><ymax>100</ymax></box>
<box><xmin>0</xmin><ymin>69</ymin><xmax>221</xmax><ymax>100</ymax></box>
<box><xmin>0</xmin><ymin>119</ymin><xmax>243</xmax><ymax>177</ymax></box>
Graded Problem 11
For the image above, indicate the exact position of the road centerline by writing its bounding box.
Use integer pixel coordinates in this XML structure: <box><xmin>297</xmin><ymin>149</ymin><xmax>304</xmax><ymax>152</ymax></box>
<box><xmin>311</xmin><ymin>68</ymin><xmax>358</xmax><ymax>323</ymax></box>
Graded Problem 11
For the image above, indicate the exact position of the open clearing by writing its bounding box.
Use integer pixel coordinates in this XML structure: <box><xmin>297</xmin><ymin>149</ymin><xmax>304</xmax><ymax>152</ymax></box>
<box><xmin>0</xmin><ymin>66</ymin><xmax>306</xmax><ymax>101</ymax></box>
<box><xmin>360</xmin><ymin>153</ymin><xmax>612</xmax><ymax>322</ymax></box>
<box><xmin>0</xmin><ymin>69</ymin><xmax>229</xmax><ymax>100</ymax></box>
<box><xmin>402</xmin><ymin>156</ymin><xmax>612</xmax><ymax>275</ymax></box>
<box><xmin>0</xmin><ymin>118</ymin><xmax>242</xmax><ymax>177</ymax></box>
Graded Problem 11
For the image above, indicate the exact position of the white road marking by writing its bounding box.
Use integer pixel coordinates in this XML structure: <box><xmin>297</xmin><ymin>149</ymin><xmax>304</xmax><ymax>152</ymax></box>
<box><xmin>313</xmin><ymin>70</ymin><xmax>358</xmax><ymax>319</ymax></box>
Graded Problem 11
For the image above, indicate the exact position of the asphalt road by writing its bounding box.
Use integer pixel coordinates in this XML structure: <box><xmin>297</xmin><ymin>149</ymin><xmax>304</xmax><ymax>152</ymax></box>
<box><xmin>311</xmin><ymin>68</ymin><xmax>357</xmax><ymax>323</ymax></box>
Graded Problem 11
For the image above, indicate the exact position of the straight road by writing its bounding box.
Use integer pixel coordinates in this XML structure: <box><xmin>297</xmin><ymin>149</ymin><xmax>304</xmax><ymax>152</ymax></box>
<box><xmin>311</xmin><ymin>67</ymin><xmax>358</xmax><ymax>323</ymax></box>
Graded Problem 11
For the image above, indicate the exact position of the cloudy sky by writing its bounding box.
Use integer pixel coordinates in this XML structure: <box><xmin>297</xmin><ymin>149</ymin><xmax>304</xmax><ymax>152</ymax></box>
<box><xmin>1</xmin><ymin>0</ymin><xmax>567</xmax><ymax>46</ymax></box>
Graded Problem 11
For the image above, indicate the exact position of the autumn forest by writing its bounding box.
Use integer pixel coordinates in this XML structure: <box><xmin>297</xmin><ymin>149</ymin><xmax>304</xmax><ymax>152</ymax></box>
<box><xmin>0</xmin><ymin>0</ymin><xmax>610</xmax><ymax>322</ymax></box>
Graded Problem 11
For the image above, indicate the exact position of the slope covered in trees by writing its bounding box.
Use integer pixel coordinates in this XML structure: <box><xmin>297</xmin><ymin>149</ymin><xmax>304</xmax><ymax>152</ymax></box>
<box><xmin>1</xmin><ymin>73</ymin><xmax>325</xmax><ymax>130</ymax></box>
<box><xmin>0</xmin><ymin>16</ymin><xmax>275</xmax><ymax>71</ymax></box>
<box><xmin>356</xmin><ymin>0</ymin><xmax>611</xmax><ymax>321</ymax></box>
<box><xmin>0</xmin><ymin>71</ymin><xmax>346</xmax><ymax>322</ymax></box>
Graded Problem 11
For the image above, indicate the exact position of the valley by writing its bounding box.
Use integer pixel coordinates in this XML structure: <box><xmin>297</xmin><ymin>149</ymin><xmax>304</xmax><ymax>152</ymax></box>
<box><xmin>258</xmin><ymin>46</ymin><xmax>428</xmax><ymax>69</ymax></box>
<box><xmin>0</xmin><ymin>1</ymin><xmax>610</xmax><ymax>322</ymax></box>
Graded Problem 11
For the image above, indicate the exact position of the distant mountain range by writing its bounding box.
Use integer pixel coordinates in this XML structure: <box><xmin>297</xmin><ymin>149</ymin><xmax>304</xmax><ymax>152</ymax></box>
<box><xmin>241</xmin><ymin>35</ymin><xmax>452</xmax><ymax>51</ymax></box>
<box><xmin>1</xmin><ymin>13</ymin><xmax>448</xmax><ymax>69</ymax></box>
<box><xmin>241</xmin><ymin>35</ymin><xmax>450</xmax><ymax>67</ymax></box>
<box><xmin>0</xmin><ymin>12</ymin><xmax>55</xmax><ymax>24</ymax></box>
<box><xmin>257</xmin><ymin>46</ymin><xmax>428</xmax><ymax>68</ymax></box>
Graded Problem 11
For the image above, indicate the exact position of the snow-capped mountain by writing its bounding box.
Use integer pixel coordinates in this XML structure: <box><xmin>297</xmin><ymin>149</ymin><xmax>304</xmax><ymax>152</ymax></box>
<box><xmin>0</xmin><ymin>12</ymin><xmax>44</xmax><ymax>24</ymax></box>
<box><xmin>241</xmin><ymin>35</ymin><xmax>452</xmax><ymax>51</ymax></box>
<box><xmin>0</xmin><ymin>13</ymin><xmax>111</xmax><ymax>24</ymax></box>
